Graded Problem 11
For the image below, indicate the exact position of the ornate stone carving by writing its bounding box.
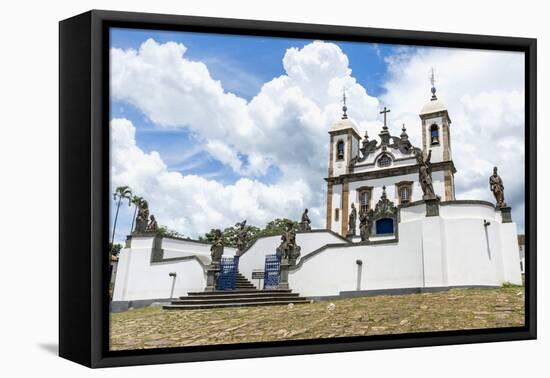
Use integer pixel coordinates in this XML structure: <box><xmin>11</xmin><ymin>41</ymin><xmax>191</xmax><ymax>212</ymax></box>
<box><xmin>490</xmin><ymin>166</ymin><xmax>507</xmax><ymax>208</ymax></box>
<box><xmin>235</xmin><ymin>220</ymin><xmax>250</xmax><ymax>255</ymax></box>
<box><xmin>357</xmin><ymin>127</ymin><xmax>417</xmax><ymax>163</ymax></box>
<box><xmin>347</xmin><ymin>203</ymin><xmax>357</xmax><ymax>237</ymax></box>
<box><xmin>276</xmin><ymin>221</ymin><xmax>301</xmax><ymax>264</ymax></box>
<box><xmin>299</xmin><ymin>208</ymin><xmax>312</xmax><ymax>232</ymax></box>
<box><xmin>416</xmin><ymin>149</ymin><xmax>437</xmax><ymax>200</ymax></box>
<box><xmin>133</xmin><ymin>199</ymin><xmax>149</xmax><ymax>234</ymax></box>
<box><xmin>145</xmin><ymin>214</ymin><xmax>158</xmax><ymax>233</ymax></box>
<box><xmin>360</xmin><ymin>130</ymin><xmax>378</xmax><ymax>159</ymax></box>
<box><xmin>209</xmin><ymin>229</ymin><xmax>224</xmax><ymax>265</ymax></box>
<box><xmin>367</xmin><ymin>186</ymin><xmax>397</xmax><ymax>221</ymax></box>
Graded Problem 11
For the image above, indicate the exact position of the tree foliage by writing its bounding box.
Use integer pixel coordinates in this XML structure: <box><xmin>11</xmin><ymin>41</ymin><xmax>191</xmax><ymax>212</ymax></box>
<box><xmin>109</xmin><ymin>242</ymin><xmax>123</xmax><ymax>256</ymax></box>
<box><xmin>199</xmin><ymin>218</ymin><xmax>299</xmax><ymax>248</ymax></box>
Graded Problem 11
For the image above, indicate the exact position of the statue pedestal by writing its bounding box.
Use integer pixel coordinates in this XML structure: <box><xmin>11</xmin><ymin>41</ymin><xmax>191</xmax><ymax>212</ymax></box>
<box><xmin>279</xmin><ymin>259</ymin><xmax>290</xmax><ymax>290</ymax></box>
<box><xmin>205</xmin><ymin>265</ymin><xmax>220</xmax><ymax>292</ymax></box>
<box><xmin>425</xmin><ymin>197</ymin><xmax>440</xmax><ymax>217</ymax></box>
<box><xmin>500</xmin><ymin>206</ymin><xmax>513</xmax><ymax>223</ymax></box>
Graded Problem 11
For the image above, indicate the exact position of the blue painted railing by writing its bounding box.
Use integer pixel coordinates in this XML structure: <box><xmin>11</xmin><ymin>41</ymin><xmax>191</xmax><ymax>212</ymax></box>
<box><xmin>217</xmin><ymin>256</ymin><xmax>239</xmax><ymax>290</ymax></box>
<box><xmin>263</xmin><ymin>254</ymin><xmax>281</xmax><ymax>289</ymax></box>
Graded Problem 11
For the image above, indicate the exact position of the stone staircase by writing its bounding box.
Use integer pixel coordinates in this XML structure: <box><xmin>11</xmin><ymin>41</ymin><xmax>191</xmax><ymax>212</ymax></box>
<box><xmin>163</xmin><ymin>272</ymin><xmax>308</xmax><ymax>310</ymax></box>
<box><xmin>234</xmin><ymin>272</ymin><xmax>256</xmax><ymax>290</ymax></box>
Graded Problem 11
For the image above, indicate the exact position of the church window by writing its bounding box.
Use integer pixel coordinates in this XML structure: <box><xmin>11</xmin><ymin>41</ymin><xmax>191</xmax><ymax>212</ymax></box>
<box><xmin>430</xmin><ymin>124</ymin><xmax>440</xmax><ymax>145</ymax></box>
<box><xmin>335</xmin><ymin>208</ymin><xmax>340</xmax><ymax>221</ymax></box>
<box><xmin>375</xmin><ymin>218</ymin><xmax>394</xmax><ymax>234</ymax></box>
<box><xmin>377</xmin><ymin>154</ymin><xmax>392</xmax><ymax>168</ymax></box>
<box><xmin>358</xmin><ymin>187</ymin><xmax>372</xmax><ymax>213</ymax></box>
<box><xmin>396</xmin><ymin>182</ymin><xmax>413</xmax><ymax>205</ymax></box>
<box><xmin>336</xmin><ymin>141</ymin><xmax>345</xmax><ymax>160</ymax></box>
<box><xmin>399</xmin><ymin>186</ymin><xmax>411</xmax><ymax>204</ymax></box>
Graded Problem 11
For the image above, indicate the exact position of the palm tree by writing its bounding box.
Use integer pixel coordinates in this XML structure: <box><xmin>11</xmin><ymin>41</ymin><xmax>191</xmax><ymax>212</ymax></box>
<box><xmin>111</xmin><ymin>185</ymin><xmax>132</xmax><ymax>249</ymax></box>
<box><xmin>130</xmin><ymin>195</ymin><xmax>144</xmax><ymax>234</ymax></box>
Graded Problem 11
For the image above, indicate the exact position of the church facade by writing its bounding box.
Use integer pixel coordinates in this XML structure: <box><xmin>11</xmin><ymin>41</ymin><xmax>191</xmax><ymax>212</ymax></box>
<box><xmin>326</xmin><ymin>85</ymin><xmax>456</xmax><ymax>239</ymax></box>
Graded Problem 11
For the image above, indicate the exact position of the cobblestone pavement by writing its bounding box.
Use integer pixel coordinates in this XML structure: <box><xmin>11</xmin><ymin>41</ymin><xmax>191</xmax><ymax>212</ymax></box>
<box><xmin>110</xmin><ymin>286</ymin><xmax>525</xmax><ymax>350</ymax></box>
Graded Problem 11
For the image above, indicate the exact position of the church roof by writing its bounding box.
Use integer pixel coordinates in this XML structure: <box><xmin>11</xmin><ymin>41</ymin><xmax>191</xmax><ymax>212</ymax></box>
<box><xmin>420</xmin><ymin>73</ymin><xmax>448</xmax><ymax>116</ymax></box>
<box><xmin>330</xmin><ymin>117</ymin><xmax>360</xmax><ymax>135</ymax></box>
<box><xmin>420</xmin><ymin>97</ymin><xmax>447</xmax><ymax>115</ymax></box>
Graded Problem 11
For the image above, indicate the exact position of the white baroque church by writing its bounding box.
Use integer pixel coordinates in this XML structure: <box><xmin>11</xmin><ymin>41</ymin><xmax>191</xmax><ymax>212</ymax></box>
<box><xmin>111</xmin><ymin>81</ymin><xmax>523</xmax><ymax>311</ymax></box>
<box><xmin>326</xmin><ymin>85</ymin><xmax>455</xmax><ymax>239</ymax></box>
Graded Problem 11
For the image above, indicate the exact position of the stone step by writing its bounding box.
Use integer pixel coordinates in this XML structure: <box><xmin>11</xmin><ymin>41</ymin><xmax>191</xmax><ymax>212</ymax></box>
<box><xmin>163</xmin><ymin>299</ymin><xmax>308</xmax><ymax>310</ymax></box>
<box><xmin>171</xmin><ymin>295</ymin><xmax>307</xmax><ymax>305</ymax></box>
<box><xmin>179</xmin><ymin>292</ymin><xmax>300</xmax><ymax>300</ymax></box>
<box><xmin>186</xmin><ymin>289</ymin><xmax>292</xmax><ymax>296</ymax></box>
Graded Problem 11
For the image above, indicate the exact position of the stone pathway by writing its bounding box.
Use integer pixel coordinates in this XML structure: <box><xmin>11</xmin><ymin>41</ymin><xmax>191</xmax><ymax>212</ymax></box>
<box><xmin>110</xmin><ymin>286</ymin><xmax>525</xmax><ymax>350</ymax></box>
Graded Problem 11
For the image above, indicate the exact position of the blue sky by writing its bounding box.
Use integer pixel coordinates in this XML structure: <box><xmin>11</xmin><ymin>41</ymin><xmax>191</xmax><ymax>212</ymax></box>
<box><xmin>109</xmin><ymin>27</ymin><xmax>526</xmax><ymax>242</ymax></box>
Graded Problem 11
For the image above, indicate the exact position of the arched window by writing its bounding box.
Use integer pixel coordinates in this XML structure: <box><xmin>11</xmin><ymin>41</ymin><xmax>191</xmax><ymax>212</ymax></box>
<box><xmin>336</xmin><ymin>141</ymin><xmax>345</xmax><ymax>160</ymax></box>
<box><xmin>430</xmin><ymin>124</ymin><xmax>440</xmax><ymax>145</ymax></box>
<box><xmin>377</xmin><ymin>154</ymin><xmax>392</xmax><ymax>168</ymax></box>
<box><xmin>375</xmin><ymin>218</ymin><xmax>394</xmax><ymax>234</ymax></box>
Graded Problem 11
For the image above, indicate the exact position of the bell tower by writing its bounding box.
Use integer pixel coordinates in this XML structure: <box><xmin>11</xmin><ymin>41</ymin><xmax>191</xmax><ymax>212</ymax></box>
<box><xmin>419</xmin><ymin>69</ymin><xmax>456</xmax><ymax>200</ymax></box>
<box><xmin>326</xmin><ymin>92</ymin><xmax>361</xmax><ymax>232</ymax></box>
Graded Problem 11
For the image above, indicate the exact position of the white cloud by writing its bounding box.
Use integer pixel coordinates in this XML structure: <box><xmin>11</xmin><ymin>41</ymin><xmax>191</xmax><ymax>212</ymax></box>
<box><xmin>111</xmin><ymin>118</ymin><xmax>311</xmax><ymax>238</ymax></box>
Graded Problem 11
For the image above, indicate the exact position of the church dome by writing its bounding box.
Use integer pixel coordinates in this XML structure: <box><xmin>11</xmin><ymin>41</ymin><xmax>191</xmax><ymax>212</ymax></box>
<box><xmin>420</xmin><ymin>98</ymin><xmax>447</xmax><ymax>115</ymax></box>
<box><xmin>330</xmin><ymin>117</ymin><xmax>360</xmax><ymax>135</ymax></box>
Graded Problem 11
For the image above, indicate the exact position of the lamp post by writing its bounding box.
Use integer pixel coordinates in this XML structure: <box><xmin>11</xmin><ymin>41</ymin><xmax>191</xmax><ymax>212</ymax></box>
<box><xmin>168</xmin><ymin>272</ymin><xmax>177</xmax><ymax>299</ymax></box>
<box><xmin>356</xmin><ymin>259</ymin><xmax>363</xmax><ymax>291</ymax></box>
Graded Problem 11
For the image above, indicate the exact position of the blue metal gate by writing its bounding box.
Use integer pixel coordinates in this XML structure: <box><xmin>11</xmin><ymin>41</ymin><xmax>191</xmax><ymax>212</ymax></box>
<box><xmin>263</xmin><ymin>254</ymin><xmax>281</xmax><ymax>289</ymax></box>
<box><xmin>217</xmin><ymin>256</ymin><xmax>239</xmax><ymax>290</ymax></box>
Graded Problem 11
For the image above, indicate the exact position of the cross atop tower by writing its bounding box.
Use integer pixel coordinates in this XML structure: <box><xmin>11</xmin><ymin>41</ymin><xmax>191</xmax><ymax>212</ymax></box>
<box><xmin>380</xmin><ymin>106</ymin><xmax>391</xmax><ymax>130</ymax></box>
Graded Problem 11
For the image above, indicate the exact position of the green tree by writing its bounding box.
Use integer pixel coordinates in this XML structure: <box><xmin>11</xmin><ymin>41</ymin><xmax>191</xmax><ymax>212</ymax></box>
<box><xmin>109</xmin><ymin>242</ymin><xmax>122</xmax><ymax>257</ymax></box>
<box><xmin>258</xmin><ymin>218</ymin><xmax>299</xmax><ymax>238</ymax></box>
<box><xmin>199</xmin><ymin>218</ymin><xmax>297</xmax><ymax>247</ymax></box>
<box><xmin>111</xmin><ymin>186</ymin><xmax>132</xmax><ymax>247</ymax></box>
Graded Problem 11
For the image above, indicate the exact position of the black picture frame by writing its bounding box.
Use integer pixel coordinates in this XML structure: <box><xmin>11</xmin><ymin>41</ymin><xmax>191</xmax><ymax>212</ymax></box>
<box><xmin>59</xmin><ymin>9</ymin><xmax>537</xmax><ymax>368</ymax></box>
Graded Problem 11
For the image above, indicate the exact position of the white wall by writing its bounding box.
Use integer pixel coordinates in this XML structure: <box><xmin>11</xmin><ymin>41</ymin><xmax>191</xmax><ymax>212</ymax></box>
<box><xmin>289</xmin><ymin>202</ymin><xmax>522</xmax><ymax>297</ymax></box>
<box><xmin>113</xmin><ymin>236</ymin><xmax>212</xmax><ymax>301</ymax></box>
<box><xmin>289</xmin><ymin>221</ymin><xmax>424</xmax><ymax>296</ymax></box>
<box><xmin>162</xmin><ymin>238</ymin><xmax>237</xmax><ymax>259</ymax></box>
<box><xmin>238</xmin><ymin>231</ymin><xmax>348</xmax><ymax>282</ymax></box>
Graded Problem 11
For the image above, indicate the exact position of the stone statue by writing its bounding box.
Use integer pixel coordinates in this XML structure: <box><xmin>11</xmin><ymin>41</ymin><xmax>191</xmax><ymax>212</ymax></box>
<box><xmin>133</xmin><ymin>199</ymin><xmax>149</xmax><ymax>234</ymax></box>
<box><xmin>359</xmin><ymin>208</ymin><xmax>370</xmax><ymax>242</ymax></box>
<box><xmin>210</xmin><ymin>229</ymin><xmax>224</xmax><ymax>264</ymax></box>
<box><xmin>299</xmin><ymin>208</ymin><xmax>312</xmax><ymax>232</ymax></box>
<box><xmin>348</xmin><ymin>203</ymin><xmax>357</xmax><ymax>236</ymax></box>
<box><xmin>145</xmin><ymin>214</ymin><xmax>158</xmax><ymax>233</ymax></box>
<box><xmin>416</xmin><ymin>149</ymin><xmax>436</xmax><ymax>199</ymax></box>
<box><xmin>235</xmin><ymin>220</ymin><xmax>250</xmax><ymax>255</ymax></box>
<box><xmin>276</xmin><ymin>221</ymin><xmax>301</xmax><ymax>263</ymax></box>
<box><xmin>490</xmin><ymin>166</ymin><xmax>506</xmax><ymax>208</ymax></box>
